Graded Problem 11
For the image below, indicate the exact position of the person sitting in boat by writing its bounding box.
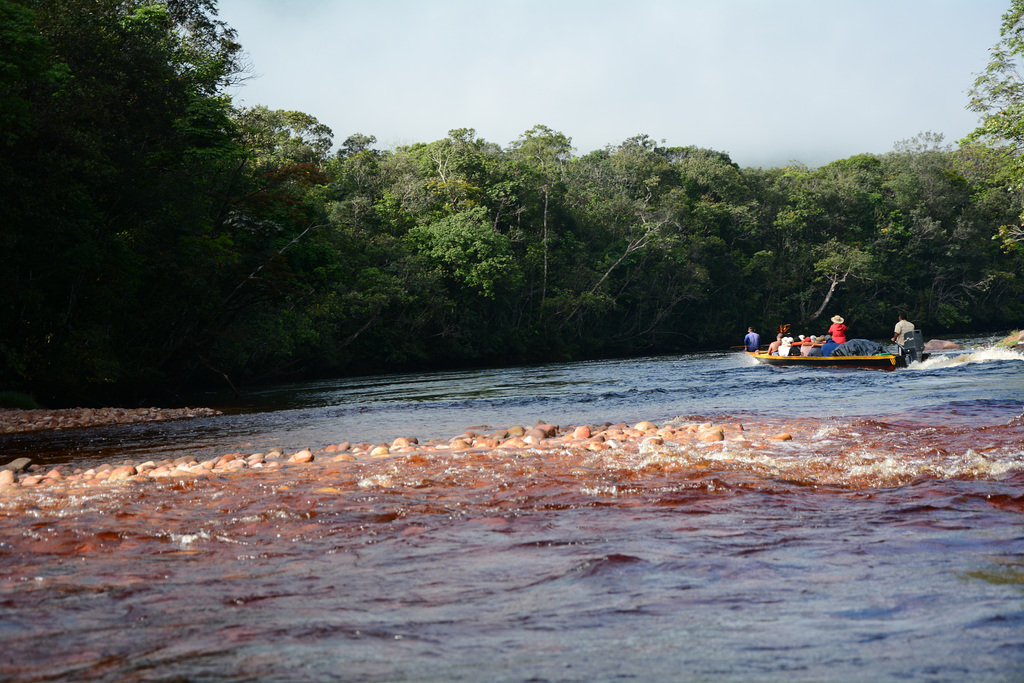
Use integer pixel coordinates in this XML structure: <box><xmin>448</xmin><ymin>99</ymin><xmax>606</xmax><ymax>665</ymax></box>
<box><xmin>799</xmin><ymin>335</ymin><xmax>815</xmax><ymax>356</ymax></box>
<box><xmin>806</xmin><ymin>336</ymin><xmax>824</xmax><ymax>357</ymax></box>
<box><xmin>820</xmin><ymin>334</ymin><xmax>840</xmax><ymax>357</ymax></box>
<box><xmin>766</xmin><ymin>333</ymin><xmax>783</xmax><ymax>356</ymax></box>
<box><xmin>778</xmin><ymin>336</ymin><xmax>794</xmax><ymax>356</ymax></box>
<box><xmin>828</xmin><ymin>315</ymin><xmax>848</xmax><ymax>344</ymax></box>
<box><xmin>743</xmin><ymin>327</ymin><xmax>761</xmax><ymax>352</ymax></box>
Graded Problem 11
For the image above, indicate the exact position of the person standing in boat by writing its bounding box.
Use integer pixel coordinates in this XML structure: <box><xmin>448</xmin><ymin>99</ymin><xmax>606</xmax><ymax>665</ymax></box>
<box><xmin>743</xmin><ymin>327</ymin><xmax>761</xmax><ymax>352</ymax></box>
<box><xmin>892</xmin><ymin>313</ymin><xmax>914</xmax><ymax>345</ymax></box>
<box><xmin>827</xmin><ymin>315</ymin><xmax>848</xmax><ymax>344</ymax></box>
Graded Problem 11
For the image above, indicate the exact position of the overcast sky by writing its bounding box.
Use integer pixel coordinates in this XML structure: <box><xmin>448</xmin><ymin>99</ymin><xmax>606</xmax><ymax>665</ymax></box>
<box><xmin>216</xmin><ymin>0</ymin><xmax>1008</xmax><ymax>169</ymax></box>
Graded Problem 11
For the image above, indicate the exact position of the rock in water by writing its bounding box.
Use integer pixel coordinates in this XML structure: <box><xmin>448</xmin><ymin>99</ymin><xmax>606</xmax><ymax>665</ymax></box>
<box><xmin>2</xmin><ymin>457</ymin><xmax>32</xmax><ymax>472</ymax></box>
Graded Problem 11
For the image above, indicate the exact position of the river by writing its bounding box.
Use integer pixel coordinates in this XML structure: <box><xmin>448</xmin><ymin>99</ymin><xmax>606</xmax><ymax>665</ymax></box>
<box><xmin>1</xmin><ymin>335</ymin><xmax>1022</xmax><ymax>681</ymax></box>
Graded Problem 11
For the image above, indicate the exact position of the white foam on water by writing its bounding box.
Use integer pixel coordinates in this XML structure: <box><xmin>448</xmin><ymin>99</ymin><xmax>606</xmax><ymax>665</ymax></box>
<box><xmin>580</xmin><ymin>485</ymin><xmax>620</xmax><ymax>497</ymax></box>
<box><xmin>844</xmin><ymin>454</ymin><xmax>912</xmax><ymax>480</ymax></box>
<box><xmin>738</xmin><ymin>351</ymin><xmax>760</xmax><ymax>366</ymax></box>
<box><xmin>231</xmin><ymin>510</ymin><xmax>295</xmax><ymax>524</ymax></box>
<box><xmin>842</xmin><ymin>446</ymin><xmax>1023</xmax><ymax>483</ymax></box>
<box><xmin>636</xmin><ymin>435</ymin><xmax>1024</xmax><ymax>489</ymax></box>
<box><xmin>911</xmin><ymin>346</ymin><xmax>1024</xmax><ymax>371</ymax></box>
<box><xmin>170</xmin><ymin>530</ymin><xmax>211</xmax><ymax>548</ymax></box>
<box><xmin>358</xmin><ymin>473</ymin><xmax>395</xmax><ymax>488</ymax></box>
<box><xmin>812</xmin><ymin>424</ymin><xmax>844</xmax><ymax>439</ymax></box>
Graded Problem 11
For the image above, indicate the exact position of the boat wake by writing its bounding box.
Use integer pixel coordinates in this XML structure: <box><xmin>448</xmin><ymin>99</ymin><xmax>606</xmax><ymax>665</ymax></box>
<box><xmin>911</xmin><ymin>346</ymin><xmax>1024</xmax><ymax>370</ymax></box>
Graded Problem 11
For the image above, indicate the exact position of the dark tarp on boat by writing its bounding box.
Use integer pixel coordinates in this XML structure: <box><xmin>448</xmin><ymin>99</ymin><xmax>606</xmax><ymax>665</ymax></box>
<box><xmin>830</xmin><ymin>339</ymin><xmax>883</xmax><ymax>356</ymax></box>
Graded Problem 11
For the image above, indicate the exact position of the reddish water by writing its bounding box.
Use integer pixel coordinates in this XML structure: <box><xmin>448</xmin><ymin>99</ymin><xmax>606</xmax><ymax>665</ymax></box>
<box><xmin>2</xmin><ymin>404</ymin><xmax>1023</xmax><ymax>681</ymax></box>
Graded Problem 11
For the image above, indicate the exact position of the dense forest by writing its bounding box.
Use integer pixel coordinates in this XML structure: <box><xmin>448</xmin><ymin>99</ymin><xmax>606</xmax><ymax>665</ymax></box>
<box><xmin>3</xmin><ymin>0</ymin><xmax>1024</xmax><ymax>406</ymax></box>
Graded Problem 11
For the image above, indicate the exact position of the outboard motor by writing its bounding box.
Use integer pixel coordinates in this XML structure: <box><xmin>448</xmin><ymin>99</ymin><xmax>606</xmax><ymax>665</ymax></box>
<box><xmin>899</xmin><ymin>329</ymin><xmax>925</xmax><ymax>364</ymax></box>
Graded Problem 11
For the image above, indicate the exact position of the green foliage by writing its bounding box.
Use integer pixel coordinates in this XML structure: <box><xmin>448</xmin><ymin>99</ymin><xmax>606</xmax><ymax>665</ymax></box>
<box><xmin>408</xmin><ymin>207</ymin><xmax>517</xmax><ymax>299</ymax></box>
<box><xmin>234</xmin><ymin>105</ymin><xmax>334</xmax><ymax>168</ymax></box>
<box><xmin>965</xmin><ymin>0</ymin><xmax>1024</xmax><ymax>250</ymax></box>
<box><xmin>0</xmin><ymin>0</ymin><xmax>52</xmax><ymax>145</ymax></box>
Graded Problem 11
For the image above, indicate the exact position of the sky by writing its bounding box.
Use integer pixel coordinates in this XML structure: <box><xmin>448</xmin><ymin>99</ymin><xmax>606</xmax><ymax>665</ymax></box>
<box><xmin>216</xmin><ymin>0</ymin><xmax>1009</xmax><ymax>169</ymax></box>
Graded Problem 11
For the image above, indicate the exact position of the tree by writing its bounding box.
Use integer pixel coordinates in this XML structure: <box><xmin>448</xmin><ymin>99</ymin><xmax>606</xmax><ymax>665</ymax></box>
<box><xmin>802</xmin><ymin>240</ymin><xmax>873</xmax><ymax>324</ymax></box>
<box><xmin>508</xmin><ymin>125</ymin><xmax>573</xmax><ymax>304</ymax></box>
<box><xmin>337</xmin><ymin>133</ymin><xmax>377</xmax><ymax>159</ymax></box>
<box><xmin>965</xmin><ymin>0</ymin><xmax>1024</xmax><ymax>249</ymax></box>
<box><xmin>234</xmin><ymin>106</ymin><xmax>333</xmax><ymax>168</ymax></box>
<box><xmin>408</xmin><ymin>206</ymin><xmax>516</xmax><ymax>299</ymax></box>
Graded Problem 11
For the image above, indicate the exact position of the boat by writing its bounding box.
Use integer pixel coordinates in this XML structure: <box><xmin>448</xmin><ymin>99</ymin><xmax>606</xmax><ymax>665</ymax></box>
<box><xmin>747</xmin><ymin>350</ymin><xmax>918</xmax><ymax>370</ymax></box>
<box><xmin>746</xmin><ymin>329</ymin><xmax>929</xmax><ymax>370</ymax></box>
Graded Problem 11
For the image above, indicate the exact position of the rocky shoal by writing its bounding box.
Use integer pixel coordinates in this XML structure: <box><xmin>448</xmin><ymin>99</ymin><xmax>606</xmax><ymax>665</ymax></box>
<box><xmin>997</xmin><ymin>330</ymin><xmax>1024</xmax><ymax>347</ymax></box>
<box><xmin>0</xmin><ymin>420</ymin><xmax>796</xmax><ymax>492</ymax></box>
<box><xmin>0</xmin><ymin>406</ymin><xmax>222</xmax><ymax>434</ymax></box>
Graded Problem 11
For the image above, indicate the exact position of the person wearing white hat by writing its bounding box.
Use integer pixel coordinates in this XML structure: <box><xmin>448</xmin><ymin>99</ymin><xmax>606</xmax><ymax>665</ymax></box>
<box><xmin>799</xmin><ymin>334</ymin><xmax>815</xmax><ymax>356</ymax></box>
<box><xmin>828</xmin><ymin>315</ymin><xmax>848</xmax><ymax>344</ymax></box>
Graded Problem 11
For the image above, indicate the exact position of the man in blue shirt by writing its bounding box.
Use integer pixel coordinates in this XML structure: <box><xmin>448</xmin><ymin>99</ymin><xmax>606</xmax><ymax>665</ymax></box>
<box><xmin>820</xmin><ymin>335</ymin><xmax>840</xmax><ymax>357</ymax></box>
<box><xmin>743</xmin><ymin>327</ymin><xmax>761</xmax><ymax>352</ymax></box>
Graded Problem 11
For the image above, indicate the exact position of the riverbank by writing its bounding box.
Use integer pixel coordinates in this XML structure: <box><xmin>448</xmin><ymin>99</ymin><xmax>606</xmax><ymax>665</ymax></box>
<box><xmin>0</xmin><ymin>406</ymin><xmax>222</xmax><ymax>434</ymax></box>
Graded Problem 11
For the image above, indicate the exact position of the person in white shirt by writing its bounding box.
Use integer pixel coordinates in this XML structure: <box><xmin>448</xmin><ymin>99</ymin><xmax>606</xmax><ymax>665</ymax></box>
<box><xmin>892</xmin><ymin>313</ymin><xmax>914</xmax><ymax>345</ymax></box>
